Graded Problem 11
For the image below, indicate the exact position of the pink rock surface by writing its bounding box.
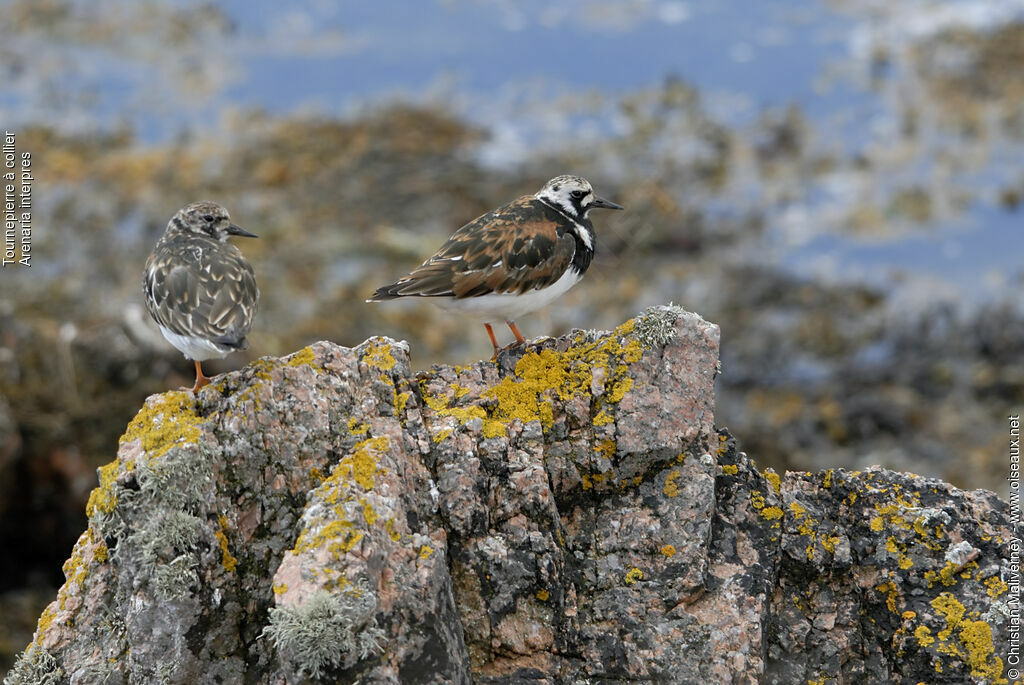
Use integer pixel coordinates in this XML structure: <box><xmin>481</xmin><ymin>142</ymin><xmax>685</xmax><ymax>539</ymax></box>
<box><xmin>8</xmin><ymin>306</ymin><xmax>1013</xmax><ymax>684</ymax></box>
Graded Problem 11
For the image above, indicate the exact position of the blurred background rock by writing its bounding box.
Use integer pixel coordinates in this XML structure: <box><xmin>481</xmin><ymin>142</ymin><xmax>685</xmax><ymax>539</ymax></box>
<box><xmin>1</xmin><ymin>0</ymin><xmax>1022</xmax><ymax>675</ymax></box>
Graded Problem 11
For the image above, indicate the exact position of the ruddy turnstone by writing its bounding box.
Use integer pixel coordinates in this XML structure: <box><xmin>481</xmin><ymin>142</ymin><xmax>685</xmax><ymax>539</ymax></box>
<box><xmin>144</xmin><ymin>201</ymin><xmax>259</xmax><ymax>392</ymax></box>
<box><xmin>368</xmin><ymin>175</ymin><xmax>623</xmax><ymax>357</ymax></box>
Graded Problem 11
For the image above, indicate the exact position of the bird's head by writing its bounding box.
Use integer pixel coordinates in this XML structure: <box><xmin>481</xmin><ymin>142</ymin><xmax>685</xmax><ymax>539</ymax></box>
<box><xmin>535</xmin><ymin>175</ymin><xmax>623</xmax><ymax>220</ymax></box>
<box><xmin>170</xmin><ymin>201</ymin><xmax>257</xmax><ymax>242</ymax></box>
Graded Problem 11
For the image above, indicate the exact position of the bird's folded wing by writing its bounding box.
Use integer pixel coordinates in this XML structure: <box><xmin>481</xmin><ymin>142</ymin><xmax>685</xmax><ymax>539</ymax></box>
<box><xmin>381</xmin><ymin>198</ymin><xmax>576</xmax><ymax>298</ymax></box>
<box><xmin>144</xmin><ymin>245</ymin><xmax>258</xmax><ymax>344</ymax></box>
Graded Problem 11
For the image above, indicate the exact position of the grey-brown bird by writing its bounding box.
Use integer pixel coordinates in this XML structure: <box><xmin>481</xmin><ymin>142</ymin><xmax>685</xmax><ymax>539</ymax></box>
<box><xmin>367</xmin><ymin>175</ymin><xmax>623</xmax><ymax>357</ymax></box>
<box><xmin>144</xmin><ymin>201</ymin><xmax>259</xmax><ymax>392</ymax></box>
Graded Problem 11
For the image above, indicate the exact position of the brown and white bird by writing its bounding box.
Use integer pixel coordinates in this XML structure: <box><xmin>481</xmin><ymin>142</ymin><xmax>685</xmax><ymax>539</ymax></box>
<box><xmin>144</xmin><ymin>201</ymin><xmax>259</xmax><ymax>392</ymax></box>
<box><xmin>368</xmin><ymin>175</ymin><xmax>623</xmax><ymax>357</ymax></box>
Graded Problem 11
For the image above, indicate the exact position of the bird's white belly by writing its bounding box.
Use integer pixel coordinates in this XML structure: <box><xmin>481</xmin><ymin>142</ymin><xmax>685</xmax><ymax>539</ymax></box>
<box><xmin>432</xmin><ymin>268</ymin><xmax>583</xmax><ymax>322</ymax></box>
<box><xmin>159</xmin><ymin>326</ymin><xmax>231</xmax><ymax>362</ymax></box>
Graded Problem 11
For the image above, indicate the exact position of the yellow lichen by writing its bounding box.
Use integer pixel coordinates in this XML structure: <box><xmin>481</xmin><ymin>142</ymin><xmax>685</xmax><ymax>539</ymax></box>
<box><xmin>273</xmin><ymin>583</ymin><xmax>288</xmax><ymax>595</ymax></box>
<box><xmin>419</xmin><ymin>545</ymin><xmax>434</xmax><ymax>559</ymax></box>
<box><xmin>913</xmin><ymin>516</ymin><xmax>928</xmax><ymax>537</ymax></box>
<box><xmin>875</xmin><ymin>581</ymin><xmax>899</xmax><ymax>613</ymax></box>
<box><xmin>927</xmin><ymin>562</ymin><xmax>961</xmax><ymax>588</ymax></box>
<box><xmin>424</xmin><ymin>325</ymin><xmax>646</xmax><ymax>446</ymax></box>
<box><xmin>915</xmin><ymin>625</ymin><xmax>935</xmax><ymax>646</ymax></box>
<box><xmin>284</xmin><ymin>346</ymin><xmax>321</xmax><ymax>370</ymax></box>
<box><xmin>624</xmin><ymin>567</ymin><xmax>643</xmax><ymax>585</ymax></box>
<box><xmin>985</xmin><ymin>575</ymin><xmax>1009</xmax><ymax>597</ymax></box>
<box><xmin>85</xmin><ymin>460</ymin><xmax>121</xmax><ymax>518</ymax></box>
<box><xmin>483</xmin><ymin>351</ymin><xmax>564</xmax><ymax>432</ymax></box>
<box><xmin>347</xmin><ymin>418</ymin><xmax>369</xmax><ymax>436</ymax></box>
<box><xmin>594</xmin><ymin>439</ymin><xmax>616</xmax><ymax>461</ymax></box>
<box><xmin>760</xmin><ymin>506</ymin><xmax>784</xmax><ymax>521</ymax></box>
<box><xmin>663</xmin><ymin>470</ymin><xmax>681</xmax><ymax>497</ymax></box>
<box><xmin>360</xmin><ymin>498</ymin><xmax>378</xmax><ymax>525</ymax></box>
<box><xmin>246</xmin><ymin>357</ymin><xmax>276</xmax><ymax>384</ymax></box>
<box><xmin>119</xmin><ymin>391</ymin><xmax>204</xmax><ymax>460</ymax></box>
<box><xmin>822</xmin><ymin>534</ymin><xmax>840</xmax><ymax>554</ymax></box>
<box><xmin>489</xmin><ymin>329</ymin><xmax>644</xmax><ymax>434</ymax></box>
<box><xmin>789</xmin><ymin>502</ymin><xmax>807</xmax><ymax>519</ymax></box>
<box><xmin>621</xmin><ymin>338</ymin><xmax>644</xmax><ymax>363</ymax></box>
<box><xmin>216</xmin><ymin>515</ymin><xmax>237</xmax><ymax>573</ymax></box>
<box><xmin>343</xmin><ymin>437</ymin><xmax>389</xmax><ymax>491</ymax></box>
<box><xmin>34</xmin><ymin>605</ymin><xmax>57</xmax><ymax>645</ymax></box>
<box><xmin>870</xmin><ymin>495</ymin><xmax>922</xmax><ymax>531</ymax></box>
<box><xmin>432</xmin><ymin>428</ymin><xmax>452</xmax><ymax>443</ymax></box>
<box><xmin>422</xmin><ymin>389</ymin><xmax>489</xmax><ymax>432</ymax></box>
<box><xmin>385</xmin><ymin>518</ymin><xmax>401</xmax><ymax>542</ymax></box>
<box><xmin>536</xmin><ymin>589</ymin><xmax>550</xmax><ymax>601</ymax></box>
<box><xmin>363</xmin><ymin>341</ymin><xmax>397</xmax><ymax>370</ymax></box>
<box><xmin>958</xmin><ymin>620</ymin><xmax>1002</xmax><ymax>680</ymax></box>
<box><xmin>930</xmin><ymin>593</ymin><xmax>1004</xmax><ymax>680</ymax></box>
<box><xmin>605</xmin><ymin>375</ymin><xmax>633</xmax><ymax>403</ymax></box>
<box><xmin>481</xmin><ymin>420</ymin><xmax>507</xmax><ymax>439</ymax></box>
<box><xmin>615</xmin><ymin>319</ymin><xmax>637</xmax><ymax>336</ymax></box>
<box><xmin>716</xmin><ymin>433</ymin><xmax>729</xmax><ymax>458</ymax></box>
<box><xmin>292</xmin><ymin>438</ymin><xmax>390</xmax><ymax>561</ymax></box>
<box><xmin>763</xmin><ymin>470</ymin><xmax>781</xmax><ymax>494</ymax></box>
<box><xmin>721</xmin><ymin>464</ymin><xmax>738</xmax><ymax>475</ymax></box>
<box><xmin>932</xmin><ymin>593</ymin><xmax>964</xmax><ymax>644</ymax></box>
<box><xmin>660</xmin><ymin>544</ymin><xmax>676</xmax><ymax>557</ymax></box>
<box><xmin>394</xmin><ymin>391</ymin><xmax>411</xmax><ymax>416</ymax></box>
<box><xmin>582</xmin><ymin>472</ymin><xmax>609</xmax><ymax>492</ymax></box>
<box><xmin>295</xmin><ymin>519</ymin><xmax>363</xmax><ymax>557</ymax></box>
<box><xmin>62</xmin><ymin>534</ymin><xmax>91</xmax><ymax>589</ymax></box>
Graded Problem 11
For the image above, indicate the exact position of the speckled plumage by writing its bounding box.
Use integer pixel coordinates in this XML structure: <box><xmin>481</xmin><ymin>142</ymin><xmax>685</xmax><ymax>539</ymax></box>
<box><xmin>368</xmin><ymin>175</ymin><xmax>622</xmax><ymax>356</ymax></box>
<box><xmin>144</xmin><ymin>201</ymin><xmax>259</xmax><ymax>390</ymax></box>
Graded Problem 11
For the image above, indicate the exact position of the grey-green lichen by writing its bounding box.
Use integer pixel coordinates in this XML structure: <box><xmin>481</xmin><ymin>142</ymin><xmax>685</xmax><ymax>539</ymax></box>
<box><xmin>635</xmin><ymin>303</ymin><xmax>683</xmax><ymax>348</ymax></box>
<box><xmin>150</xmin><ymin>555</ymin><xmax>201</xmax><ymax>601</ymax></box>
<box><xmin>92</xmin><ymin>440</ymin><xmax>219</xmax><ymax>601</ymax></box>
<box><xmin>4</xmin><ymin>644</ymin><xmax>63</xmax><ymax>685</ymax></box>
<box><xmin>262</xmin><ymin>585</ymin><xmax>386</xmax><ymax>679</ymax></box>
<box><xmin>134</xmin><ymin>444</ymin><xmax>212</xmax><ymax>511</ymax></box>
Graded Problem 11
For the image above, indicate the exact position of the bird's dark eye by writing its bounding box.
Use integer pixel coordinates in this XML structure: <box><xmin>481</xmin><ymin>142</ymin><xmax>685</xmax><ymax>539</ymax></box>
<box><xmin>570</xmin><ymin>190</ymin><xmax>586</xmax><ymax>199</ymax></box>
<box><xmin>203</xmin><ymin>215</ymin><xmax>215</xmax><ymax>223</ymax></box>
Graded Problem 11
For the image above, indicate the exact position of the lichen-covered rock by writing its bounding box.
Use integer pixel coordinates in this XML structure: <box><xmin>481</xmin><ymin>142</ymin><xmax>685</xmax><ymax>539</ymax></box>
<box><xmin>714</xmin><ymin>434</ymin><xmax>1011</xmax><ymax>684</ymax></box>
<box><xmin>5</xmin><ymin>306</ymin><xmax>1013</xmax><ymax>684</ymax></box>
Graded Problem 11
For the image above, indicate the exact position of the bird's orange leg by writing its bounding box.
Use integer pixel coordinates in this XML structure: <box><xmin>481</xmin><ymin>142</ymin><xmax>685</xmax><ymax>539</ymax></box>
<box><xmin>485</xmin><ymin>323</ymin><xmax>501</xmax><ymax>361</ymax></box>
<box><xmin>190</xmin><ymin>360</ymin><xmax>212</xmax><ymax>393</ymax></box>
<box><xmin>506</xmin><ymin>321</ymin><xmax>526</xmax><ymax>345</ymax></box>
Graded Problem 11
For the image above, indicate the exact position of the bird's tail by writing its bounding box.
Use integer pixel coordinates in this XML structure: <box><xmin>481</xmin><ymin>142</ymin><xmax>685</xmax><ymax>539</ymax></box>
<box><xmin>213</xmin><ymin>331</ymin><xmax>249</xmax><ymax>350</ymax></box>
<box><xmin>366</xmin><ymin>283</ymin><xmax>403</xmax><ymax>302</ymax></box>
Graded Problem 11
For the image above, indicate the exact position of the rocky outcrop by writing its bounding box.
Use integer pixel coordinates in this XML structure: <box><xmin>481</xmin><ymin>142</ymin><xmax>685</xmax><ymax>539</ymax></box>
<box><xmin>6</xmin><ymin>307</ymin><xmax>1013</xmax><ymax>684</ymax></box>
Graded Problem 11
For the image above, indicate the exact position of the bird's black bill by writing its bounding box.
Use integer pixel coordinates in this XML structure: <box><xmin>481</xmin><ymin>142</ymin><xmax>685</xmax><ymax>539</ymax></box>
<box><xmin>591</xmin><ymin>197</ymin><xmax>624</xmax><ymax>210</ymax></box>
<box><xmin>227</xmin><ymin>223</ymin><xmax>259</xmax><ymax>238</ymax></box>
